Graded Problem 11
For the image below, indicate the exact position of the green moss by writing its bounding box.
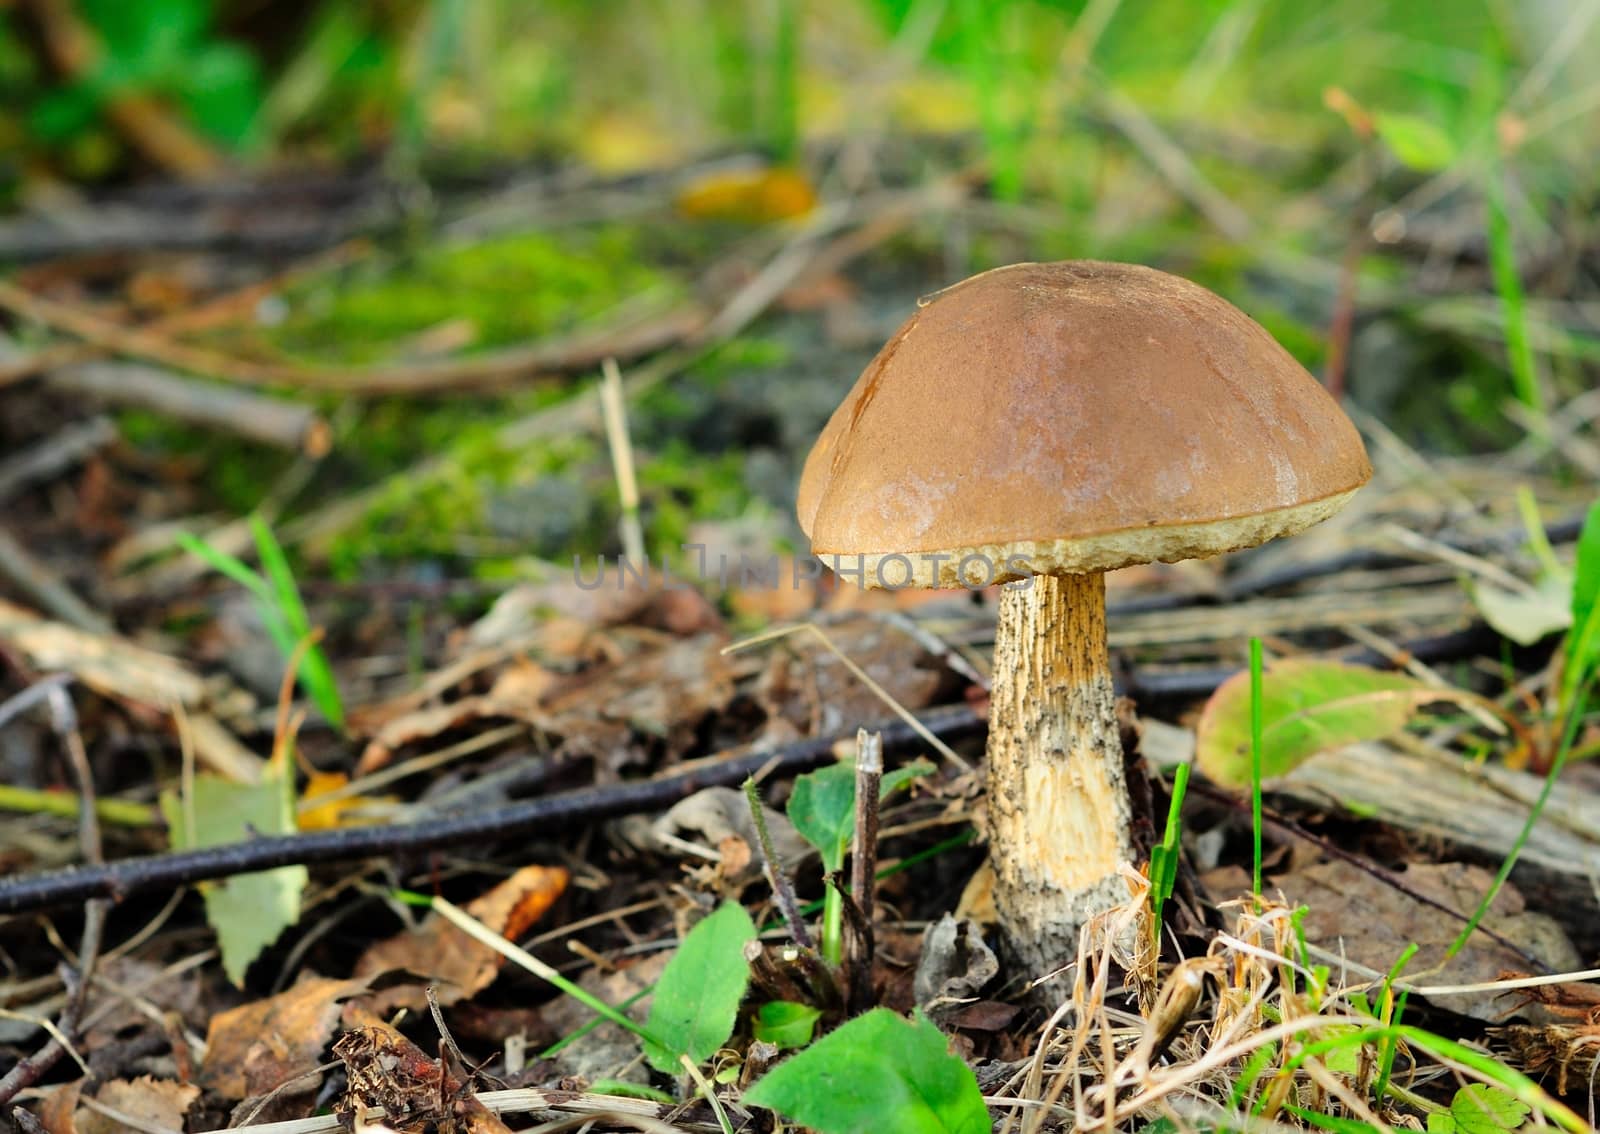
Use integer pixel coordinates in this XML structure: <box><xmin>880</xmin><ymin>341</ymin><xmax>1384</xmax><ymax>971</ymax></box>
<box><xmin>326</xmin><ymin>424</ymin><xmax>607</xmax><ymax>577</ymax></box>
<box><xmin>270</xmin><ymin>226</ymin><xmax>684</xmax><ymax>364</ymax></box>
<box><xmin>638</xmin><ymin>443</ymin><xmax>751</xmax><ymax>553</ymax></box>
<box><xmin>116</xmin><ymin>409</ymin><xmax>288</xmax><ymax>516</ymax></box>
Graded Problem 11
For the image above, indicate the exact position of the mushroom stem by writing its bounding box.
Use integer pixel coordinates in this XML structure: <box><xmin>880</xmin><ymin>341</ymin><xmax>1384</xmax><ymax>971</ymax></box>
<box><xmin>986</xmin><ymin>571</ymin><xmax>1137</xmax><ymax>974</ymax></box>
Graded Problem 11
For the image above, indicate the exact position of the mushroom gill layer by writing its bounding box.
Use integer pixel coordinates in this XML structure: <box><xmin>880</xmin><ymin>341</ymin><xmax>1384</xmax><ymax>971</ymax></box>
<box><xmin>811</xmin><ymin>488</ymin><xmax>1359</xmax><ymax>590</ymax></box>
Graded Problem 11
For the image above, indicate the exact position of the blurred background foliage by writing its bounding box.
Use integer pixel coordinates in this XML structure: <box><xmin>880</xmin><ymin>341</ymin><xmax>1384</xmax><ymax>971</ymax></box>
<box><xmin>1</xmin><ymin>0</ymin><xmax>1596</xmax><ymax>580</ymax></box>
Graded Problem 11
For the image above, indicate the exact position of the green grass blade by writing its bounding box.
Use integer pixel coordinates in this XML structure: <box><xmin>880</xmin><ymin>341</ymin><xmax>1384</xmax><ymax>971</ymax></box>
<box><xmin>176</xmin><ymin>531</ymin><xmax>273</xmax><ymax>604</ymax></box>
<box><xmin>1250</xmin><ymin>636</ymin><xmax>1265</xmax><ymax>897</ymax></box>
<box><xmin>1447</xmin><ymin>668</ymin><xmax>1595</xmax><ymax>958</ymax></box>
<box><xmin>249</xmin><ymin>513</ymin><xmax>345</xmax><ymax>729</ymax></box>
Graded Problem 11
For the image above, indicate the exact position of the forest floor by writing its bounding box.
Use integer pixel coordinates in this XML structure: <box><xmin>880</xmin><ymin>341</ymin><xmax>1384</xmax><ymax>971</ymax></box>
<box><xmin>0</xmin><ymin>146</ymin><xmax>1598</xmax><ymax>1134</ymax></box>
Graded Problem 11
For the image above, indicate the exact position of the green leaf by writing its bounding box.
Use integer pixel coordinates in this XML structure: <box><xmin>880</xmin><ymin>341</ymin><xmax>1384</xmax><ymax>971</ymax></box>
<box><xmin>745</xmin><ymin>1009</ymin><xmax>989</xmax><ymax>1134</ymax></box>
<box><xmin>1195</xmin><ymin>661</ymin><xmax>1479</xmax><ymax>786</ymax></box>
<box><xmin>28</xmin><ymin>88</ymin><xmax>101</xmax><ymax>143</ymax></box>
<box><xmin>753</xmin><ymin>1000</ymin><xmax>821</xmax><ymax>1049</ymax></box>
<box><xmin>250</xmin><ymin>515</ymin><xmax>344</xmax><ymax>729</ymax></box>
<box><xmin>1450</xmin><ymin>1084</ymin><xmax>1531</xmax><ymax>1134</ymax></box>
<box><xmin>1374</xmin><ymin>111</ymin><xmax>1457</xmax><ymax>172</ymax></box>
<box><xmin>788</xmin><ymin>760</ymin><xmax>932</xmax><ymax>872</ymax></box>
<box><xmin>1563</xmin><ymin>500</ymin><xmax>1600</xmax><ymax>705</ymax></box>
<box><xmin>1470</xmin><ymin>575</ymin><xmax>1571</xmax><ymax>646</ymax></box>
<box><xmin>158</xmin><ymin>768</ymin><xmax>305</xmax><ymax>985</ymax></box>
<box><xmin>642</xmin><ymin>901</ymin><xmax>755</xmax><ymax>1073</ymax></box>
<box><xmin>184</xmin><ymin>43</ymin><xmax>262</xmax><ymax>145</ymax></box>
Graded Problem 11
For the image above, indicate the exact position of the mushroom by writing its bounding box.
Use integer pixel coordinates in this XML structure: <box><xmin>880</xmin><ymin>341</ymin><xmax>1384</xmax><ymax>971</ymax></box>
<box><xmin>796</xmin><ymin>261</ymin><xmax>1372</xmax><ymax>974</ymax></box>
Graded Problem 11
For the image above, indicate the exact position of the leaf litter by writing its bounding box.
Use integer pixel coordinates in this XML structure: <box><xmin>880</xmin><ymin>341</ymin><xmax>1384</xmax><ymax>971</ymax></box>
<box><xmin>3</xmin><ymin>168</ymin><xmax>1600</xmax><ymax>1134</ymax></box>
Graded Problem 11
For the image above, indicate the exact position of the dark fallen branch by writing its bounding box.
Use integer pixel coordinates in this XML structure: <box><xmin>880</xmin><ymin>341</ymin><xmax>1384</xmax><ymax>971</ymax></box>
<box><xmin>0</xmin><ymin>603</ymin><xmax>1522</xmax><ymax>915</ymax></box>
<box><xmin>0</xmin><ymin>706</ymin><xmax>988</xmax><ymax>915</ymax></box>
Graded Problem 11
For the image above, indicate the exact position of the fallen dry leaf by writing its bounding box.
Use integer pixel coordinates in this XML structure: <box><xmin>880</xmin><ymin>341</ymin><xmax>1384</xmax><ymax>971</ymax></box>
<box><xmin>675</xmin><ymin>166</ymin><xmax>817</xmax><ymax>222</ymax></box>
<box><xmin>357</xmin><ymin>629</ymin><xmax>743</xmax><ymax>774</ymax></box>
<box><xmin>1277</xmin><ymin>859</ymin><xmax>1580</xmax><ymax>1022</ymax></box>
<box><xmin>753</xmin><ymin>615</ymin><xmax>946</xmax><ymax>740</ymax></box>
<box><xmin>34</xmin><ymin>1080</ymin><xmax>83</xmax><ymax>1134</ymax></box>
<box><xmin>79</xmin><ymin>1077</ymin><xmax>200</xmax><ymax>1134</ymax></box>
<box><xmin>465</xmin><ymin>568</ymin><xmax>720</xmax><ymax>652</ymax></box>
<box><xmin>354</xmin><ymin>864</ymin><xmax>568</xmax><ymax>1015</ymax></box>
<box><xmin>36</xmin><ymin>1076</ymin><xmax>200</xmax><ymax>1134</ymax></box>
<box><xmin>198</xmin><ymin>974</ymin><xmax>370</xmax><ymax>1100</ymax></box>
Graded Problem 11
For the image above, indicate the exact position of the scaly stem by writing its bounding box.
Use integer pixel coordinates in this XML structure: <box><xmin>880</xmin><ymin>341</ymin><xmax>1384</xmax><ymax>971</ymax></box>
<box><xmin>986</xmin><ymin>572</ymin><xmax>1137</xmax><ymax>975</ymax></box>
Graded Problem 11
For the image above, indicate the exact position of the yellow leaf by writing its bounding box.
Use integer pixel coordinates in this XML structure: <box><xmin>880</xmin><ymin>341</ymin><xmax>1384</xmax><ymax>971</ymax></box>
<box><xmin>676</xmin><ymin>167</ymin><xmax>817</xmax><ymax>223</ymax></box>
<box><xmin>298</xmin><ymin>770</ymin><xmax>394</xmax><ymax>831</ymax></box>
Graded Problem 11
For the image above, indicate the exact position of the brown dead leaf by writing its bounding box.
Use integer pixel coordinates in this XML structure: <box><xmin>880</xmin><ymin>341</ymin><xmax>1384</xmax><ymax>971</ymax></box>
<box><xmin>34</xmin><ymin>1080</ymin><xmax>83</xmax><ymax>1134</ymax></box>
<box><xmin>35</xmin><ymin>1076</ymin><xmax>201</xmax><ymax>1134</ymax></box>
<box><xmin>198</xmin><ymin>974</ymin><xmax>370</xmax><ymax>1100</ymax></box>
<box><xmin>753</xmin><ymin>615</ymin><xmax>946</xmax><ymax>739</ymax></box>
<box><xmin>354</xmin><ymin>864</ymin><xmax>568</xmax><ymax>1015</ymax></box>
<box><xmin>537</xmin><ymin>632</ymin><xmax>748</xmax><ymax>766</ymax></box>
<box><xmin>488</xmin><ymin>657</ymin><xmax>558</xmax><ymax>705</ymax></box>
<box><xmin>465</xmin><ymin>569</ymin><xmax>719</xmax><ymax>653</ymax></box>
<box><xmin>357</xmin><ymin>628</ymin><xmax>741</xmax><ymax>775</ymax></box>
<box><xmin>78</xmin><ymin>1077</ymin><xmax>200</xmax><ymax>1134</ymax></box>
<box><xmin>1277</xmin><ymin>860</ymin><xmax>1580</xmax><ymax>1022</ymax></box>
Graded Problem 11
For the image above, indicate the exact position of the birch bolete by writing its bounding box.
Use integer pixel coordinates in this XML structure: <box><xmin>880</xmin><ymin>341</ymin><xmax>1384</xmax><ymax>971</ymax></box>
<box><xmin>796</xmin><ymin>261</ymin><xmax>1372</xmax><ymax>974</ymax></box>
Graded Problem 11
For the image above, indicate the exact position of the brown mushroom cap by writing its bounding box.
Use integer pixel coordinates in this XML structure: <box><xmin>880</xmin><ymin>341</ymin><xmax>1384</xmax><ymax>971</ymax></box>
<box><xmin>798</xmin><ymin>260</ymin><xmax>1372</xmax><ymax>588</ymax></box>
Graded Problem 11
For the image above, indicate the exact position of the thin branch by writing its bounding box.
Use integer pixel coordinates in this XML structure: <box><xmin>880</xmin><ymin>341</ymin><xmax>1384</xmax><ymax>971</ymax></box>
<box><xmin>0</xmin><ymin>278</ymin><xmax>704</xmax><ymax>394</ymax></box>
<box><xmin>0</xmin><ymin>705</ymin><xmax>987</xmax><ymax>914</ymax></box>
<box><xmin>849</xmin><ymin>729</ymin><xmax>883</xmax><ymax>1009</ymax></box>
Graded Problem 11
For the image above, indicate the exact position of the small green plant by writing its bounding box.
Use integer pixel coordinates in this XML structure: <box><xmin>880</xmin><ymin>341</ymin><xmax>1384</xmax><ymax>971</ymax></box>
<box><xmin>423</xmin><ymin>892</ymin><xmax>755</xmax><ymax>1078</ymax></box>
<box><xmin>1429</xmin><ymin>1083</ymin><xmax>1531</xmax><ymax>1134</ymax></box>
<box><xmin>744</xmin><ymin>1008</ymin><xmax>989</xmax><ymax>1134</ymax></box>
<box><xmin>159</xmin><ymin>745</ymin><xmax>304</xmax><ymax>984</ymax></box>
<box><xmin>30</xmin><ymin>0</ymin><xmax>262</xmax><ymax>154</ymax></box>
<box><xmin>1147</xmin><ymin>758</ymin><xmax>1191</xmax><ymax>940</ymax></box>
<box><xmin>178</xmin><ymin>515</ymin><xmax>344</xmax><ymax>730</ymax></box>
<box><xmin>752</xmin><ymin>1000</ymin><xmax>821</xmax><ymax>1049</ymax></box>
<box><xmin>786</xmin><ymin>758</ymin><xmax>932</xmax><ymax>965</ymax></box>
<box><xmin>1560</xmin><ymin>499</ymin><xmax>1600</xmax><ymax>709</ymax></box>
<box><xmin>642</xmin><ymin>901</ymin><xmax>756</xmax><ymax>1073</ymax></box>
